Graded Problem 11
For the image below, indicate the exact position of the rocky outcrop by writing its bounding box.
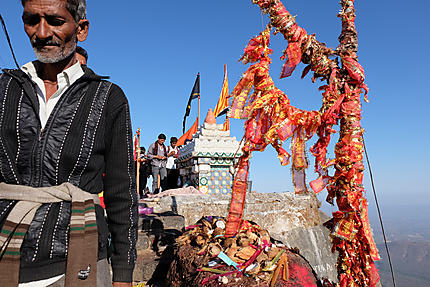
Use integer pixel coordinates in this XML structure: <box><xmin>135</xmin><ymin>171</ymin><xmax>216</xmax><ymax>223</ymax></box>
<box><xmin>271</xmin><ymin>222</ymin><xmax>339</xmax><ymax>282</ymax></box>
<box><xmin>144</xmin><ymin>191</ymin><xmax>322</xmax><ymax>234</ymax></box>
<box><xmin>137</xmin><ymin>191</ymin><xmax>342</xmax><ymax>283</ymax></box>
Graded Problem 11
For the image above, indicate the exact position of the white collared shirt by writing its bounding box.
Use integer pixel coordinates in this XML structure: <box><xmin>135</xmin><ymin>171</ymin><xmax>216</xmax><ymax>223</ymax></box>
<box><xmin>21</xmin><ymin>61</ymin><xmax>85</xmax><ymax>129</ymax></box>
<box><xmin>166</xmin><ymin>146</ymin><xmax>178</xmax><ymax>169</ymax></box>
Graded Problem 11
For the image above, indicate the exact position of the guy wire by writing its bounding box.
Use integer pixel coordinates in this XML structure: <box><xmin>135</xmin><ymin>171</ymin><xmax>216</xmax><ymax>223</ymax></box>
<box><xmin>0</xmin><ymin>13</ymin><xmax>20</xmax><ymax>68</ymax></box>
<box><xmin>362</xmin><ymin>135</ymin><xmax>396</xmax><ymax>287</ymax></box>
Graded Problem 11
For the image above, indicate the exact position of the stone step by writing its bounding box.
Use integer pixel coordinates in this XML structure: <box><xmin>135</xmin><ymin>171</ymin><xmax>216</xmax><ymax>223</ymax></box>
<box><xmin>139</xmin><ymin>212</ymin><xmax>185</xmax><ymax>232</ymax></box>
<box><xmin>133</xmin><ymin>250</ymin><xmax>159</xmax><ymax>282</ymax></box>
<box><xmin>134</xmin><ymin>213</ymin><xmax>185</xmax><ymax>283</ymax></box>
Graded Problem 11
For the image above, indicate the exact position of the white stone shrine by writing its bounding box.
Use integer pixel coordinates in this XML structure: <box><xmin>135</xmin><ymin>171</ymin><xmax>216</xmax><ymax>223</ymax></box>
<box><xmin>177</xmin><ymin>109</ymin><xmax>242</xmax><ymax>195</ymax></box>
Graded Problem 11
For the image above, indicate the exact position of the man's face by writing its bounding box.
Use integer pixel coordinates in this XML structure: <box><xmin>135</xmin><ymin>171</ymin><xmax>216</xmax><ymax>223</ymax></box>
<box><xmin>158</xmin><ymin>139</ymin><xmax>165</xmax><ymax>145</ymax></box>
<box><xmin>171</xmin><ymin>141</ymin><xmax>177</xmax><ymax>148</ymax></box>
<box><xmin>22</xmin><ymin>0</ymin><xmax>81</xmax><ymax>63</ymax></box>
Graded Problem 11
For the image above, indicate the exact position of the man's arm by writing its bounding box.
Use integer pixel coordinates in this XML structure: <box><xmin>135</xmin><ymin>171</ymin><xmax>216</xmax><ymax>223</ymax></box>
<box><xmin>103</xmin><ymin>86</ymin><xmax>138</xmax><ymax>284</ymax></box>
<box><xmin>146</xmin><ymin>143</ymin><xmax>156</xmax><ymax>159</ymax></box>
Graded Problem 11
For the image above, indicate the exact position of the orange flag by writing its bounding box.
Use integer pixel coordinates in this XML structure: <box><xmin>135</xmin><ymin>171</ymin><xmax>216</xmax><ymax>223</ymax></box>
<box><xmin>177</xmin><ymin>117</ymin><xmax>198</xmax><ymax>146</ymax></box>
<box><xmin>213</xmin><ymin>64</ymin><xmax>229</xmax><ymax>118</ymax></box>
<box><xmin>223</xmin><ymin>117</ymin><xmax>230</xmax><ymax>131</ymax></box>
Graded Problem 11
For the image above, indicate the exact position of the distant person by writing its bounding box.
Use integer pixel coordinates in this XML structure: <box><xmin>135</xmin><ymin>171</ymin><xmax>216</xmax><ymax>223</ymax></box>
<box><xmin>136</xmin><ymin>146</ymin><xmax>150</xmax><ymax>199</ymax></box>
<box><xmin>76</xmin><ymin>45</ymin><xmax>88</xmax><ymax>65</ymax></box>
<box><xmin>166</xmin><ymin>137</ymin><xmax>179</xmax><ymax>189</ymax></box>
<box><xmin>148</xmin><ymin>134</ymin><xmax>168</xmax><ymax>194</ymax></box>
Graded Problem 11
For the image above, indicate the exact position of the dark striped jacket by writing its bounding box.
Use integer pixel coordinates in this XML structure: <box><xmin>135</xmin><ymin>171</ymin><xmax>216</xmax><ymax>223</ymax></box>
<box><xmin>0</xmin><ymin>66</ymin><xmax>138</xmax><ymax>283</ymax></box>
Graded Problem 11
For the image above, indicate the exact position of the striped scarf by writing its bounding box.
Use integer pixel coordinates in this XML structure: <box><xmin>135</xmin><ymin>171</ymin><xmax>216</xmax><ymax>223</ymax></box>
<box><xmin>0</xmin><ymin>182</ymin><xmax>99</xmax><ymax>286</ymax></box>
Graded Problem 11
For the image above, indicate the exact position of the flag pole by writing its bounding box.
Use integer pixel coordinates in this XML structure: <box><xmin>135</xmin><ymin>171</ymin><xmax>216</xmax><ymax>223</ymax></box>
<box><xmin>198</xmin><ymin>72</ymin><xmax>201</xmax><ymax>126</ymax></box>
<box><xmin>136</xmin><ymin>128</ymin><xmax>141</xmax><ymax>198</ymax></box>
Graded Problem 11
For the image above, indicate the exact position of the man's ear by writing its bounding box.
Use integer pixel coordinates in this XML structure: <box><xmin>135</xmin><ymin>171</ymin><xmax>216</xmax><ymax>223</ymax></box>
<box><xmin>76</xmin><ymin>19</ymin><xmax>90</xmax><ymax>42</ymax></box>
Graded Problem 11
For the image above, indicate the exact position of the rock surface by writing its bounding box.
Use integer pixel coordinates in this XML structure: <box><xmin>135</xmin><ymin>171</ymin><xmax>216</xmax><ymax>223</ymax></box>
<box><xmin>133</xmin><ymin>211</ymin><xmax>185</xmax><ymax>283</ymax></box>
<box><xmin>272</xmin><ymin>224</ymin><xmax>339</xmax><ymax>283</ymax></box>
<box><xmin>144</xmin><ymin>191</ymin><xmax>322</xmax><ymax>234</ymax></box>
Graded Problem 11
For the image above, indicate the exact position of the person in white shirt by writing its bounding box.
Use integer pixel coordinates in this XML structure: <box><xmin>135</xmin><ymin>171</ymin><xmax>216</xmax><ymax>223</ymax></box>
<box><xmin>166</xmin><ymin>137</ymin><xmax>179</xmax><ymax>189</ymax></box>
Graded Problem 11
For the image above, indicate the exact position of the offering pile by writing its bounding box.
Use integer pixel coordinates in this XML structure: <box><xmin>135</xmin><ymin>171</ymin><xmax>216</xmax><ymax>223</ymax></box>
<box><xmin>167</xmin><ymin>216</ymin><xmax>323</xmax><ymax>286</ymax></box>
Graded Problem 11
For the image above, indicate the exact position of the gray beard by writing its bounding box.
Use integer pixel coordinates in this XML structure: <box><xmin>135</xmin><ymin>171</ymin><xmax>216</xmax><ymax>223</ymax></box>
<box><xmin>34</xmin><ymin>37</ymin><xmax>77</xmax><ymax>64</ymax></box>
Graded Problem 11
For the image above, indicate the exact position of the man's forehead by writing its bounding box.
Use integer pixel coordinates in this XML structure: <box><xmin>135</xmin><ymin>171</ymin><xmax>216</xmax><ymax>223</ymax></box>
<box><xmin>23</xmin><ymin>0</ymin><xmax>69</xmax><ymax>15</ymax></box>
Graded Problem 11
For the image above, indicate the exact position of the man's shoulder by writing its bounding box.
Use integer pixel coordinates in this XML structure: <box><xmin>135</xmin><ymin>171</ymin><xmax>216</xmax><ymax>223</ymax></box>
<box><xmin>81</xmin><ymin>66</ymin><xmax>123</xmax><ymax>95</ymax></box>
<box><xmin>0</xmin><ymin>68</ymin><xmax>26</xmax><ymax>82</ymax></box>
<box><xmin>95</xmin><ymin>79</ymin><xmax>129</xmax><ymax>111</ymax></box>
<box><xmin>109</xmin><ymin>90</ymin><xmax>129</xmax><ymax>117</ymax></box>
<box><xmin>104</xmin><ymin>81</ymin><xmax>125</xmax><ymax>96</ymax></box>
<box><xmin>0</xmin><ymin>69</ymin><xmax>30</xmax><ymax>94</ymax></box>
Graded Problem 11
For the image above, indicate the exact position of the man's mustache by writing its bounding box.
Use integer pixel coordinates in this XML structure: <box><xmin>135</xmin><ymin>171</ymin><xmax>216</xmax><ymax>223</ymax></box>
<box><xmin>31</xmin><ymin>37</ymin><xmax>61</xmax><ymax>48</ymax></box>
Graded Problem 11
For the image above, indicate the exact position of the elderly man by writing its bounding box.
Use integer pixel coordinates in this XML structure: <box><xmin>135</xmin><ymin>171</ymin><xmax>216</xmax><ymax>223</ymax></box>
<box><xmin>0</xmin><ymin>0</ymin><xmax>137</xmax><ymax>286</ymax></box>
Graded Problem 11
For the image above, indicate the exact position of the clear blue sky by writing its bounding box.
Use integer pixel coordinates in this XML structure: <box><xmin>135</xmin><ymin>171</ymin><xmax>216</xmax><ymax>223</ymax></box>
<box><xmin>1</xmin><ymin>1</ymin><xmax>429</xmax><ymax>212</ymax></box>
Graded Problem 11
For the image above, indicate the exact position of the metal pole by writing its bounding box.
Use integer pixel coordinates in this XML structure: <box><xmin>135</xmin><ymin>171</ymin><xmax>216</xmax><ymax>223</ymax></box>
<box><xmin>136</xmin><ymin>129</ymin><xmax>141</xmax><ymax>198</ymax></box>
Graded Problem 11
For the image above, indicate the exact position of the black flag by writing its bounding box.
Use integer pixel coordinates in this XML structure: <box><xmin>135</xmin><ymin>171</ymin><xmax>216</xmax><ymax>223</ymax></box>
<box><xmin>183</xmin><ymin>73</ymin><xmax>200</xmax><ymax>133</ymax></box>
